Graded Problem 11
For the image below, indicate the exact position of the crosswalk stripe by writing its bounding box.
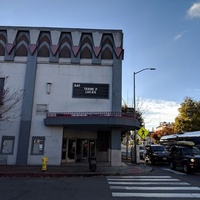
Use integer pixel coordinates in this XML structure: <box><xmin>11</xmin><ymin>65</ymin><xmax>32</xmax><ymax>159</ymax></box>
<box><xmin>162</xmin><ymin>168</ymin><xmax>187</xmax><ymax>175</ymax></box>
<box><xmin>112</xmin><ymin>193</ymin><xmax>200</xmax><ymax>198</ymax></box>
<box><xmin>108</xmin><ymin>181</ymin><xmax>190</xmax><ymax>185</ymax></box>
<box><xmin>107</xmin><ymin>175</ymin><xmax>172</xmax><ymax>179</ymax></box>
<box><xmin>107</xmin><ymin>175</ymin><xmax>200</xmax><ymax>198</ymax></box>
<box><xmin>110</xmin><ymin>186</ymin><xmax>200</xmax><ymax>190</ymax></box>
<box><xmin>107</xmin><ymin>178</ymin><xmax>180</xmax><ymax>181</ymax></box>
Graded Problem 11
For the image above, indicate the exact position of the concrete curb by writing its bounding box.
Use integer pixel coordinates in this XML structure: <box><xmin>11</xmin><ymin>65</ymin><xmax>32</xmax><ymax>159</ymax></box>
<box><xmin>0</xmin><ymin>162</ymin><xmax>153</xmax><ymax>178</ymax></box>
<box><xmin>0</xmin><ymin>168</ymin><xmax>153</xmax><ymax>178</ymax></box>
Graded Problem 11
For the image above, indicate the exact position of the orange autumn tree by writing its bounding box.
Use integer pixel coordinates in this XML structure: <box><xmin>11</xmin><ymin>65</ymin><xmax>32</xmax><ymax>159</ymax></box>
<box><xmin>151</xmin><ymin>126</ymin><xmax>175</xmax><ymax>144</ymax></box>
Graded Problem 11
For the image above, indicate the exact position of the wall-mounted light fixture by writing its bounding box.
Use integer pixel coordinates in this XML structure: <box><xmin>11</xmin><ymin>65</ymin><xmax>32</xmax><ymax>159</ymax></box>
<box><xmin>46</xmin><ymin>82</ymin><xmax>52</xmax><ymax>94</ymax></box>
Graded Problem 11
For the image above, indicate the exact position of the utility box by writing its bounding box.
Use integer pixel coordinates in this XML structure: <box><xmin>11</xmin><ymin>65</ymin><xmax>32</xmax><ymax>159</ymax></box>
<box><xmin>131</xmin><ymin>145</ymin><xmax>140</xmax><ymax>163</ymax></box>
<box><xmin>89</xmin><ymin>157</ymin><xmax>97</xmax><ymax>172</ymax></box>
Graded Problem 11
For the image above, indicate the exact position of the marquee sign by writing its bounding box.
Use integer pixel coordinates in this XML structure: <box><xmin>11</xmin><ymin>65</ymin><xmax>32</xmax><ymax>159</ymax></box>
<box><xmin>72</xmin><ymin>83</ymin><xmax>109</xmax><ymax>99</ymax></box>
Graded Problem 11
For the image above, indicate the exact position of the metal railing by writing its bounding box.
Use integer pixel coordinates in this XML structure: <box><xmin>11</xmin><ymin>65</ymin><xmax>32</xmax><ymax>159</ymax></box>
<box><xmin>46</xmin><ymin>111</ymin><xmax>135</xmax><ymax>118</ymax></box>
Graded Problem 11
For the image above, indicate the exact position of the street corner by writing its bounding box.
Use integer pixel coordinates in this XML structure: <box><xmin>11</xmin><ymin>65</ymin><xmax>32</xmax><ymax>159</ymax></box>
<box><xmin>128</xmin><ymin>164</ymin><xmax>153</xmax><ymax>174</ymax></box>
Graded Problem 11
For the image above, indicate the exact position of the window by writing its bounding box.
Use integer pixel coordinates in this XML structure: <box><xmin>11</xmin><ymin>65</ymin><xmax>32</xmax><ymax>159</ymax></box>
<box><xmin>31</xmin><ymin>137</ymin><xmax>45</xmax><ymax>155</ymax></box>
<box><xmin>36</xmin><ymin>104</ymin><xmax>48</xmax><ymax>115</ymax></box>
<box><xmin>1</xmin><ymin>136</ymin><xmax>15</xmax><ymax>154</ymax></box>
<box><xmin>0</xmin><ymin>77</ymin><xmax>5</xmax><ymax>105</ymax></box>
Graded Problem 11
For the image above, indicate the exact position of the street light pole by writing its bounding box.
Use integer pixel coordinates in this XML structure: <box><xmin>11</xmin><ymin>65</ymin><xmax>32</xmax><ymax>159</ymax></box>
<box><xmin>133</xmin><ymin>67</ymin><xmax>156</xmax><ymax>163</ymax></box>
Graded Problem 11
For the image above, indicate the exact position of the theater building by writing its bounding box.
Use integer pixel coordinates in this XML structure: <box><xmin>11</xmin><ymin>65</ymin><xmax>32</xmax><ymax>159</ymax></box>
<box><xmin>0</xmin><ymin>26</ymin><xmax>139</xmax><ymax>166</ymax></box>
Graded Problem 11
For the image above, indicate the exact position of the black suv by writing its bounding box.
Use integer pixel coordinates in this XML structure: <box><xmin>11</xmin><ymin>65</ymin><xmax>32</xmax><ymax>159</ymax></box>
<box><xmin>169</xmin><ymin>141</ymin><xmax>200</xmax><ymax>173</ymax></box>
<box><xmin>145</xmin><ymin>145</ymin><xmax>169</xmax><ymax>165</ymax></box>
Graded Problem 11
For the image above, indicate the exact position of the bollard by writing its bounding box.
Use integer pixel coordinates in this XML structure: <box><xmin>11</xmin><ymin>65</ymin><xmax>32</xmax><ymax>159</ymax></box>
<box><xmin>42</xmin><ymin>156</ymin><xmax>48</xmax><ymax>172</ymax></box>
<box><xmin>89</xmin><ymin>157</ymin><xmax>96</xmax><ymax>172</ymax></box>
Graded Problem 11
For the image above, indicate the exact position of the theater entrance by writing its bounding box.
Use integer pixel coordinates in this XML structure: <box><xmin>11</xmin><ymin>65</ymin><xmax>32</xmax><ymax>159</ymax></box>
<box><xmin>62</xmin><ymin>138</ymin><xmax>96</xmax><ymax>163</ymax></box>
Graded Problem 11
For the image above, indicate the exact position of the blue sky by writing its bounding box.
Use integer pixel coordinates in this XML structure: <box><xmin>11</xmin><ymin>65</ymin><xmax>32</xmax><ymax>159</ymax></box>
<box><xmin>1</xmin><ymin>0</ymin><xmax>200</xmax><ymax>130</ymax></box>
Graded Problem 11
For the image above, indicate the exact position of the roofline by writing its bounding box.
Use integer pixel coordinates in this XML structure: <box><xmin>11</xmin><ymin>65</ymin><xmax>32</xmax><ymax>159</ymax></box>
<box><xmin>0</xmin><ymin>26</ymin><xmax>123</xmax><ymax>33</ymax></box>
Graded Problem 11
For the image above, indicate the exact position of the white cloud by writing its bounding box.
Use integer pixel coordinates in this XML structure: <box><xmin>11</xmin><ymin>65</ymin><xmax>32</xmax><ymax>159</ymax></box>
<box><xmin>174</xmin><ymin>30</ymin><xmax>188</xmax><ymax>41</ymax></box>
<box><xmin>138</xmin><ymin>98</ymin><xmax>180</xmax><ymax>131</ymax></box>
<box><xmin>187</xmin><ymin>3</ymin><xmax>200</xmax><ymax>19</ymax></box>
<box><xmin>174</xmin><ymin>33</ymin><xmax>182</xmax><ymax>41</ymax></box>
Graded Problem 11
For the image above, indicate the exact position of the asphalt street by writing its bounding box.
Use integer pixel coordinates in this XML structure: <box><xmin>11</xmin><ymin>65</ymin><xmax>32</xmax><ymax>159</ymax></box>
<box><xmin>1</xmin><ymin>164</ymin><xmax>200</xmax><ymax>200</ymax></box>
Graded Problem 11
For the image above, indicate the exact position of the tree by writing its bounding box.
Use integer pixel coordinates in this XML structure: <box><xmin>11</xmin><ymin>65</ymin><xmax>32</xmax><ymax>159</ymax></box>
<box><xmin>151</xmin><ymin>126</ymin><xmax>175</xmax><ymax>144</ymax></box>
<box><xmin>122</xmin><ymin>103</ymin><xmax>144</xmax><ymax>126</ymax></box>
<box><xmin>0</xmin><ymin>74</ymin><xmax>24</xmax><ymax>127</ymax></box>
<box><xmin>121</xmin><ymin>101</ymin><xmax>144</xmax><ymax>141</ymax></box>
<box><xmin>173</xmin><ymin>97</ymin><xmax>200</xmax><ymax>133</ymax></box>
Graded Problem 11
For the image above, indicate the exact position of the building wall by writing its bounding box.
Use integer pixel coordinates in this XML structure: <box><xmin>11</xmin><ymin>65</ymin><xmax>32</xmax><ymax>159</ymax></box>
<box><xmin>27</xmin><ymin>126</ymin><xmax>63</xmax><ymax>165</ymax></box>
<box><xmin>0</xmin><ymin>58</ymin><xmax>26</xmax><ymax>164</ymax></box>
<box><xmin>33</xmin><ymin>62</ymin><xmax>112</xmax><ymax>112</ymax></box>
<box><xmin>27</xmin><ymin>60</ymin><xmax>113</xmax><ymax>165</ymax></box>
<box><xmin>0</xmin><ymin>27</ymin><xmax>124</xmax><ymax>166</ymax></box>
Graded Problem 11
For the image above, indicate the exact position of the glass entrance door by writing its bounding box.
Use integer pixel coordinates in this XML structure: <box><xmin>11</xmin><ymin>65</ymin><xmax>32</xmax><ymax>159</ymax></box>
<box><xmin>89</xmin><ymin>140</ymin><xmax>96</xmax><ymax>157</ymax></box>
<box><xmin>62</xmin><ymin>138</ymin><xmax>67</xmax><ymax>163</ymax></box>
<box><xmin>67</xmin><ymin>139</ymin><xmax>76</xmax><ymax>162</ymax></box>
<box><xmin>82</xmin><ymin>139</ymin><xmax>88</xmax><ymax>159</ymax></box>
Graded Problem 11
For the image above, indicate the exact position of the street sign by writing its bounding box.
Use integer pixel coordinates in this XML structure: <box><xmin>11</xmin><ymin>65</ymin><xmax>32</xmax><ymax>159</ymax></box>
<box><xmin>137</xmin><ymin>127</ymin><xmax>149</xmax><ymax>139</ymax></box>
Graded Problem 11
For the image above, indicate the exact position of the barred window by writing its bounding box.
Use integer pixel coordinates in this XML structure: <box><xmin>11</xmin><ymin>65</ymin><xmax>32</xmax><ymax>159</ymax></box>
<box><xmin>31</xmin><ymin>136</ymin><xmax>45</xmax><ymax>155</ymax></box>
<box><xmin>1</xmin><ymin>136</ymin><xmax>15</xmax><ymax>155</ymax></box>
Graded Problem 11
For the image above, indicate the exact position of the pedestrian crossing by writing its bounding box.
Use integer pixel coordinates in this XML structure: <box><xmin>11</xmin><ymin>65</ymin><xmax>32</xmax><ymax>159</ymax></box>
<box><xmin>107</xmin><ymin>176</ymin><xmax>200</xmax><ymax>198</ymax></box>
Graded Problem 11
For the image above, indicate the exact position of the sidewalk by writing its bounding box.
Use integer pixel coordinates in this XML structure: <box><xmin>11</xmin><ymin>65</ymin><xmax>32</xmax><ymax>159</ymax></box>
<box><xmin>0</xmin><ymin>159</ymin><xmax>153</xmax><ymax>178</ymax></box>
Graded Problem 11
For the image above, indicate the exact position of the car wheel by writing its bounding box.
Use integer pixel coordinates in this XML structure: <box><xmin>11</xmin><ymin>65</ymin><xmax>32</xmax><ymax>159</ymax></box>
<box><xmin>183</xmin><ymin>164</ymin><xmax>190</xmax><ymax>174</ymax></box>
<box><xmin>170</xmin><ymin>161</ymin><xmax>176</xmax><ymax>170</ymax></box>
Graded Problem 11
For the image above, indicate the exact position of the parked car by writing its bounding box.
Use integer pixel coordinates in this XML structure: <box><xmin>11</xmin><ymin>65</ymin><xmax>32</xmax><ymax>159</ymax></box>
<box><xmin>169</xmin><ymin>141</ymin><xmax>200</xmax><ymax>173</ymax></box>
<box><xmin>145</xmin><ymin>144</ymin><xmax>169</xmax><ymax>165</ymax></box>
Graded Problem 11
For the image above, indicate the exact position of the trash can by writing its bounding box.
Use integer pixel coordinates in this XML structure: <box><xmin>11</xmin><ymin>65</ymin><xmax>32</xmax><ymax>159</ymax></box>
<box><xmin>42</xmin><ymin>156</ymin><xmax>48</xmax><ymax>171</ymax></box>
<box><xmin>89</xmin><ymin>157</ymin><xmax>96</xmax><ymax>172</ymax></box>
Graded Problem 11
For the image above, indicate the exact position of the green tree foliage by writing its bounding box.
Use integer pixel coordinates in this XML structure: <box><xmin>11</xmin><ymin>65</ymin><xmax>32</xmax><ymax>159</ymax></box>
<box><xmin>122</xmin><ymin>104</ymin><xmax>144</xmax><ymax>126</ymax></box>
<box><xmin>136</xmin><ymin>110</ymin><xmax>144</xmax><ymax>126</ymax></box>
<box><xmin>173</xmin><ymin>97</ymin><xmax>200</xmax><ymax>133</ymax></box>
<box><xmin>121</xmin><ymin>103</ymin><xmax>144</xmax><ymax>141</ymax></box>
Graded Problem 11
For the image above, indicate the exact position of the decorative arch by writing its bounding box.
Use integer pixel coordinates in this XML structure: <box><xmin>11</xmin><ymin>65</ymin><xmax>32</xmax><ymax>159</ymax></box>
<box><xmin>59</xmin><ymin>42</ymin><xmax>71</xmax><ymax>58</ymax></box>
<box><xmin>81</xmin><ymin>35</ymin><xmax>92</xmax><ymax>47</ymax></box>
<box><xmin>15</xmin><ymin>41</ymin><xmax>28</xmax><ymax>56</ymax></box>
<box><xmin>0</xmin><ymin>33</ymin><xmax>6</xmax><ymax>44</ymax></box>
<box><xmin>16</xmin><ymin>33</ymin><xmax>29</xmax><ymax>46</ymax></box>
<box><xmin>38</xmin><ymin>42</ymin><xmax>50</xmax><ymax>57</ymax></box>
<box><xmin>15</xmin><ymin>33</ymin><xmax>29</xmax><ymax>56</ymax></box>
<box><xmin>80</xmin><ymin>43</ymin><xmax>92</xmax><ymax>59</ymax></box>
<box><xmin>0</xmin><ymin>43</ymin><xmax>5</xmax><ymax>56</ymax></box>
<box><xmin>102</xmin><ymin>36</ymin><xmax>113</xmax><ymax>48</ymax></box>
<box><xmin>101</xmin><ymin>44</ymin><xmax>113</xmax><ymax>59</ymax></box>
<box><xmin>38</xmin><ymin>34</ymin><xmax>51</xmax><ymax>47</ymax></box>
<box><xmin>60</xmin><ymin>34</ymin><xmax>71</xmax><ymax>46</ymax></box>
<box><xmin>38</xmin><ymin>34</ymin><xmax>51</xmax><ymax>57</ymax></box>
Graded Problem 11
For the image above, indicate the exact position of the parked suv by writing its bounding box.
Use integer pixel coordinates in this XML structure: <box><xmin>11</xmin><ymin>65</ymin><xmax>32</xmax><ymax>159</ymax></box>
<box><xmin>145</xmin><ymin>144</ymin><xmax>169</xmax><ymax>165</ymax></box>
<box><xmin>169</xmin><ymin>141</ymin><xmax>200</xmax><ymax>173</ymax></box>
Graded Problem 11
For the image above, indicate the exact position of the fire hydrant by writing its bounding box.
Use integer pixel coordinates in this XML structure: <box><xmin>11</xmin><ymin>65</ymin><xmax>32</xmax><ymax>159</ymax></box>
<box><xmin>42</xmin><ymin>156</ymin><xmax>48</xmax><ymax>171</ymax></box>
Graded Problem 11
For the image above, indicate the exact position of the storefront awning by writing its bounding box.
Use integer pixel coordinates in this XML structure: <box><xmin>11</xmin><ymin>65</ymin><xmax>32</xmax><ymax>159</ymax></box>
<box><xmin>44</xmin><ymin>112</ymin><xmax>140</xmax><ymax>132</ymax></box>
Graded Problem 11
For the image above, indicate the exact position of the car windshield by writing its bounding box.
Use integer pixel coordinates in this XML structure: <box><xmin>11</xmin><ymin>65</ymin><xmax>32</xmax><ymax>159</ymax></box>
<box><xmin>182</xmin><ymin>147</ymin><xmax>200</xmax><ymax>155</ymax></box>
<box><xmin>151</xmin><ymin>146</ymin><xmax>165</xmax><ymax>152</ymax></box>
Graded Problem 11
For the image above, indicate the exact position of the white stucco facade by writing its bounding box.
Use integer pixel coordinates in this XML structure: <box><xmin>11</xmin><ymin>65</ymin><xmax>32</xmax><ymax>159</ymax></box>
<box><xmin>0</xmin><ymin>26</ymin><xmax>139</xmax><ymax>166</ymax></box>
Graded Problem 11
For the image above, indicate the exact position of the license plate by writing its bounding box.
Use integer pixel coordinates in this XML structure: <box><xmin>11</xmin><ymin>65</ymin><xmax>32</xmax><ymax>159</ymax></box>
<box><xmin>163</xmin><ymin>157</ymin><xmax>167</xmax><ymax>160</ymax></box>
